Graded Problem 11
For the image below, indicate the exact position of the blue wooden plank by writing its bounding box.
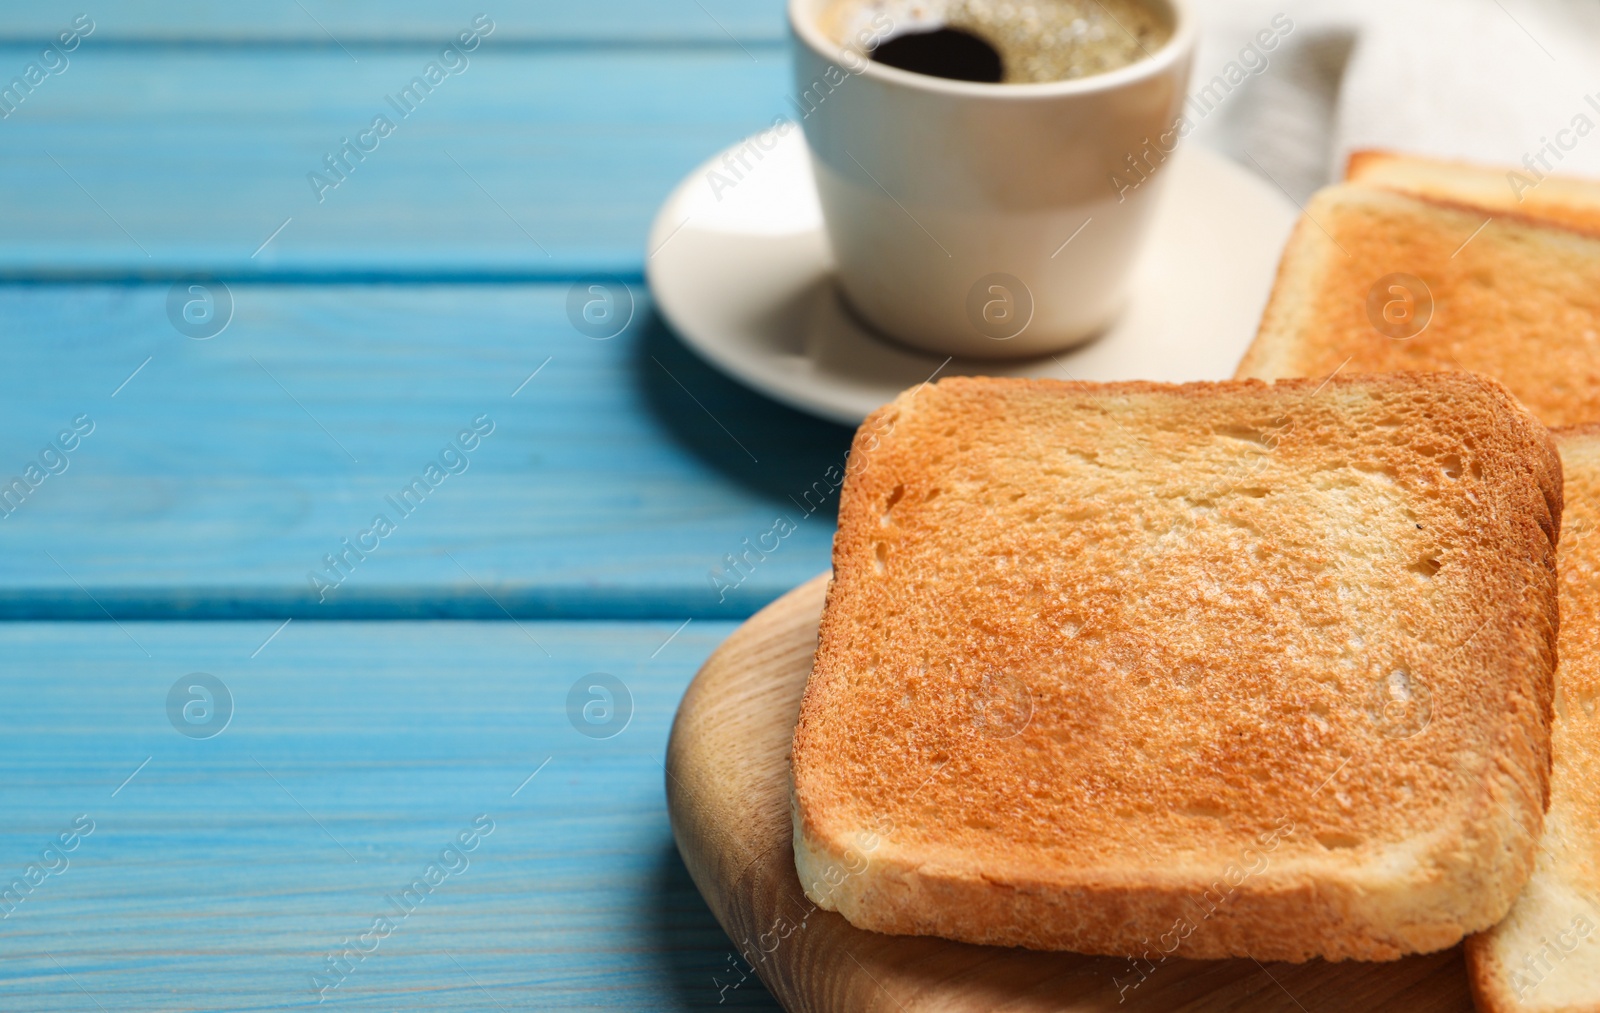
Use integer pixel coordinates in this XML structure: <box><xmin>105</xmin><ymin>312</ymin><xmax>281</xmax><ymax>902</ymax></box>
<box><xmin>0</xmin><ymin>619</ymin><xmax>781</xmax><ymax>1010</ymax></box>
<box><xmin>0</xmin><ymin>283</ymin><xmax>850</xmax><ymax>619</ymax></box>
<box><xmin>0</xmin><ymin>47</ymin><xmax>787</xmax><ymax>277</ymax></box>
<box><xmin>0</xmin><ymin>3</ymin><xmax>787</xmax><ymax>44</ymax></box>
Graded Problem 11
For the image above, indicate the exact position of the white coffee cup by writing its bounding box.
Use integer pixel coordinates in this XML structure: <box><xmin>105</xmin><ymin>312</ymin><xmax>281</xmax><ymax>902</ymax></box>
<box><xmin>789</xmin><ymin>0</ymin><xmax>1196</xmax><ymax>358</ymax></box>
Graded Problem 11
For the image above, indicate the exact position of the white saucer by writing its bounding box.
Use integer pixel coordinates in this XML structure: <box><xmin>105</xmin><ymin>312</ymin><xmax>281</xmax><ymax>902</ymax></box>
<box><xmin>646</xmin><ymin>130</ymin><xmax>1297</xmax><ymax>426</ymax></box>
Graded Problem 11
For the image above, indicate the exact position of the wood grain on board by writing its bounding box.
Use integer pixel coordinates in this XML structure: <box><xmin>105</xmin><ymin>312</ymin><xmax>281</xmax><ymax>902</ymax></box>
<box><xmin>667</xmin><ymin>574</ymin><xmax>1476</xmax><ymax>1012</ymax></box>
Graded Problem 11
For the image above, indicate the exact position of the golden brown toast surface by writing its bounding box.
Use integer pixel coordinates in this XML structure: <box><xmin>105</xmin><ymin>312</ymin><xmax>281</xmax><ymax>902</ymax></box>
<box><xmin>792</xmin><ymin>374</ymin><xmax>1561</xmax><ymax>963</ymax></box>
<box><xmin>1236</xmin><ymin>184</ymin><xmax>1600</xmax><ymax>427</ymax></box>
<box><xmin>1467</xmin><ymin>426</ymin><xmax>1600</xmax><ymax>1013</ymax></box>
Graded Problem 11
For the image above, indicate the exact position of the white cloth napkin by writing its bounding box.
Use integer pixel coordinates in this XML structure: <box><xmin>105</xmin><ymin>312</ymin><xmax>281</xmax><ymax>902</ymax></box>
<box><xmin>1187</xmin><ymin>0</ymin><xmax>1600</xmax><ymax>201</ymax></box>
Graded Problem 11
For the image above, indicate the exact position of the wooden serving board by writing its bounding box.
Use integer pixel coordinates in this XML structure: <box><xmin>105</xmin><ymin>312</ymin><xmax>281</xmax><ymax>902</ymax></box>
<box><xmin>665</xmin><ymin>573</ymin><xmax>1477</xmax><ymax>1012</ymax></box>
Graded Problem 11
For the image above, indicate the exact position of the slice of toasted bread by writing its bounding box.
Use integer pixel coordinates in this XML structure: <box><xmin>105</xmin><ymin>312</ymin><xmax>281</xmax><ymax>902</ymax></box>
<box><xmin>1467</xmin><ymin>426</ymin><xmax>1600</xmax><ymax>1013</ymax></box>
<box><xmin>1347</xmin><ymin>149</ymin><xmax>1600</xmax><ymax>235</ymax></box>
<box><xmin>1235</xmin><ymin>183</ymin><xmax>1600</xmax><ymax>427</ymax></box>
<box><xmin>791</xmin><ymin>373</ymin><xmax>1562</xmax><ymax>963</ymax></box>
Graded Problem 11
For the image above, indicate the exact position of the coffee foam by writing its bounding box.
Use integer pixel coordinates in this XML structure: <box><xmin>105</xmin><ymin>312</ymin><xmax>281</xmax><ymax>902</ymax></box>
<box><xmin>824</xmin><ymin>0</ymin><xmax>1172</xmax><ymax>83</ymax></box>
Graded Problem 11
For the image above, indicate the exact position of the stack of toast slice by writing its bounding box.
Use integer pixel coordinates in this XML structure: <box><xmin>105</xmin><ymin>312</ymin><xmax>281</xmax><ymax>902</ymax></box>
<box><xmin>786</xmin><ymin>152</ymin><xmax>1599</xmax><ymax>1007</ymax></box>
<box><xmin>791</xmin><ymin>373</ymin><xmax>1563</xmax><ymax>962</ymax></box>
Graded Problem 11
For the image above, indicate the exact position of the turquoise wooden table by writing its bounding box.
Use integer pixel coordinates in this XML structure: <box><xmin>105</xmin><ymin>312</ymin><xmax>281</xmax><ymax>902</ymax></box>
<box><xmin>0</xmin><ymin>3</ymin><xmax>825</xmax><ymax>1007</ymax></box>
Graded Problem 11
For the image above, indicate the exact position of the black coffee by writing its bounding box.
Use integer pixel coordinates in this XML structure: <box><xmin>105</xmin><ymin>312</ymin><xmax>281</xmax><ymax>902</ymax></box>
<box><xmin>870</xmin><ymin>27</ymin><xmax>1003</xmax><ymax>83</ymax></box>
<box><xmin>826</xmin><ymin>0</ymin><xmax>1171</xmax><ymax>84</ymax></box>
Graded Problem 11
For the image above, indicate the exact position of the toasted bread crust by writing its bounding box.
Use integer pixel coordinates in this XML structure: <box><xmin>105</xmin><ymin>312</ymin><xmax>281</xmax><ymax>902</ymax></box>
<box><xmin>1346</xmin><ymin>149</ymin><xmax>1600</xmax><ymax>236</ymax></box>
<box><xmin>792</xmin><ymin>373</ymin><xmax>1561</xmax><ymax>962</ymax></box>
<box><xmin>1467</xmin><ymin>428</ymin><xmax>1600</xmax><ymax>1013</ymax></box>
<box><xmin>1236</xmin><ymin>184</ymin><xmax>1600</xmax><ymax>427</ymax></box>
